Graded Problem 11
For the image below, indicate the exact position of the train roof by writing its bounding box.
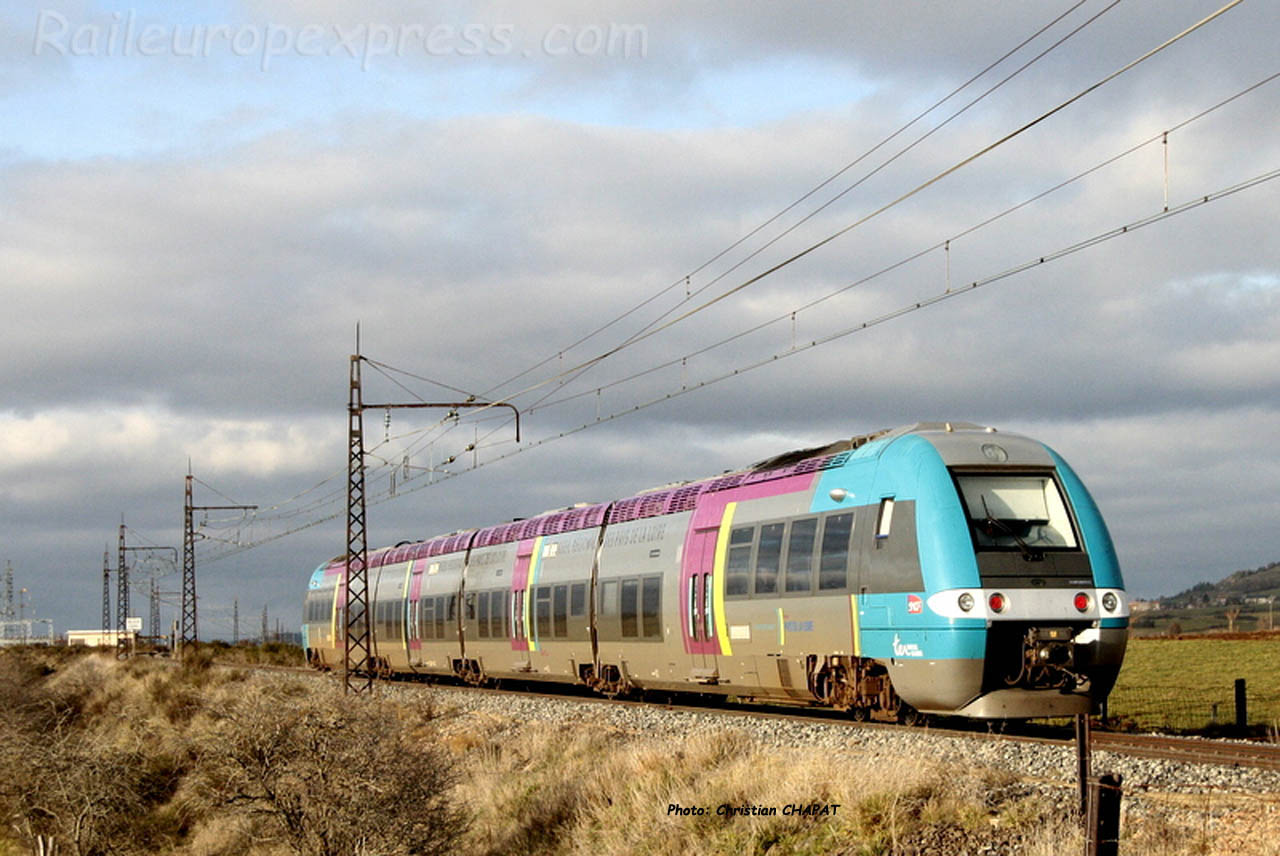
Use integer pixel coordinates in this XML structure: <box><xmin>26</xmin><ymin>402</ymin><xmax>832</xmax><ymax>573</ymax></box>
<box><xmin>340</xmin><ymin>422</ymin><xmax>1032</xmax><ymax>571</ymax></box>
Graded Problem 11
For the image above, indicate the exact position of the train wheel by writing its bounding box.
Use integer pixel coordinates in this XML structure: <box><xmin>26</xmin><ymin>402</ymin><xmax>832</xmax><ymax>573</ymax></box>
<box><xmin>897</xmin><ymin>704</ymin><xmax>925</xmax><ymax>727</ymax></box>
<box><xmin>849</xmin><ymin>705</ymin><xmax>869</xmax><ymax>722</ymax></box>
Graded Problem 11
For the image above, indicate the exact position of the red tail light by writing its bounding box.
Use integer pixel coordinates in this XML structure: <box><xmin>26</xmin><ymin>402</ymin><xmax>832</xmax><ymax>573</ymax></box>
<box><xmin>1073</xmin><ymin>592</ymin><xmax>1090</xmax><ymax>612</ymax></box>
<box><xmin>988</xmin><ymin>592</ymin><xmax>1006</xmax><ymax>613</ymax></box>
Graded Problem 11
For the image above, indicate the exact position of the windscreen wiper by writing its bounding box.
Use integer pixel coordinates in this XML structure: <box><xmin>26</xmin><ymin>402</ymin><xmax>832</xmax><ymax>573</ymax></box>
<box><xmin>980</xmin><ymin>496</ymin><xmax>1043</xmax><ymax>562</ymax></box>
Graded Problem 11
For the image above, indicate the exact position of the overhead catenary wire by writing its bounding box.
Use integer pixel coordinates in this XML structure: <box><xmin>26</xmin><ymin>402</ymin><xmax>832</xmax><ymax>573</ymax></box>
<box><xmin>480</xmin><ymin>0</ymin><xmax>1104</xmax><ymax>401</ymax></box>
<box><xmin>522</xmin><ymin>69</ymin><xmax>1280</xmax><ymax>416</ymax></box>
<box><xmin>197</xmin><ymin>58</ymin><xmax>1269</xmax><ymax>568</ymax></box>
<box><xmin>469</xmin><ymin>0</ymin><xmax>1246</xmax><ymax>411</ymax></box>
<box><xmin>527</xmin><ymin>0</ymin><xmax>1130</xmax><ymax>411</ymax></box>
<box><xmin>192</xmin><ymin>157</ymin><xmax>1275</xmax><ymax>554</ymax></box>
<box><xmin>376</xmin><ymin>164</ymin><xmax>1280</xmax><ymax>503</ymax></box>
<box><xmin>196</xmin><ymin>1</ymin><xmax>1262</xmax><ymax>564</ymax></box>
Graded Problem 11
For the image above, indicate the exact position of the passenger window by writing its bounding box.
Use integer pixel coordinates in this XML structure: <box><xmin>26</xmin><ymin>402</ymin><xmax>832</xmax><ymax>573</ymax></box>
<box><xmin>465</xmin><ymin>592</ymin><xmax>476</xmax><ymax>622</ymax></box>
<box><xmin>819</xmin><ymin>512</ymin><xmax>854</xmax><ymax>590</ymax></box>
<box><xmin>553</xmin><ymin>585</ymin><xmax>568</xmax><ymax>638</ymax></box>
<box><xmin>491</xmin><ymin>593</ymin><xmax>506</xmax><ymax>639</ymax></box>
<box><xmin>620</xmin><ymin>579</ymin><xmax>639</xmax><ymax>637</ymax></box>
<box><xmin>726</xmin><ymin>526</ymin><xmax>755</xmax><ymax>597</ymax></box>
<box><xmin>642</xmin><ymin>576</ymin><xmax>661</xmax><ymax>638</ymax></box>
<box><xmin>535</xmin><ymin>587</ymin><xmax>552</xmax><ymax>639</ymax></box>
<box><xmin>876</xmin><ymin>498</ymin><xmax>895</xmax><ymax>539</ymax></box>
<box><xmin>688</xmin><ymin>577</ymin><xmax>699</xmax><ymax>640</ymax></box>
<box><xmin>434</xmin><ymin>596</ymin><xmax>445</xmax><ymax>639</ymax></box>
<box><xmin>754</xmin><ymin>523</ymin><xmax>783</xmax><ymax>595</ymax></box>
<box><xmin>702</xmin><ymin>573</ymin><xmax>713</xmax><ymax>642</ymax></box>
<box><xmin>601</xmin><ymin>580</ymin><xmax>618</xmax><ymax>616</ymax></box>
<box><xmin>478</xmin><ymin>592</ymin><xmax>490</xmax><ymax>638</ymax></box>
<box><xmin>786</xmin><ymin>518</ymin><xmax>817</xmax><ymax>593</ymax></box>
<box><xmin>570</xmin><ymin>582</ymin><xmax>586</xmax><ymax>617</ymax></box>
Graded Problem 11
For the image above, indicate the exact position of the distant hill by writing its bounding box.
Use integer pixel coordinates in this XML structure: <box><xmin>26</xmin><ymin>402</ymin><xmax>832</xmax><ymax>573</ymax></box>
<box><xmin>1161</xmin><ymin>561</ymin><xmax>1280</xmax><ymax>607</ymax></box>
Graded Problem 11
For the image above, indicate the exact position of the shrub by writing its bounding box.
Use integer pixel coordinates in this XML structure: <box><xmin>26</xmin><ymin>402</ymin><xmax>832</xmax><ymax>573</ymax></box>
<box><xmin>191</xmin><ymin>681</ymin><xmax>466</xmax><ymax>856</ymax></box>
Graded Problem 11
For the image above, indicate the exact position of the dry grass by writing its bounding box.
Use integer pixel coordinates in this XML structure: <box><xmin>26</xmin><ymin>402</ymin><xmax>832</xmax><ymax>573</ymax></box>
<box><xmin>450</xmin><ymin>714</ymin><xmax>1078</xmax><ymax>856</ymax></box>
<box><xmin>3</xmin><ymin>649</ymin><xmax>1276</xmax><ymax>856</ymax></box>
<box><xmin>0</xmin><ymin>649</ymin><xmax>461</xmax><ymax>856</ymax></box>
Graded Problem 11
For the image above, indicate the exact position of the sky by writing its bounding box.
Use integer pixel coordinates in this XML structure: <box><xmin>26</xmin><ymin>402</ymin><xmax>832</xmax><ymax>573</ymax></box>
<box><xmin>1</xmin><ymin>0</ymin><xmax>1277</xmax><ymax>639</ymax></box>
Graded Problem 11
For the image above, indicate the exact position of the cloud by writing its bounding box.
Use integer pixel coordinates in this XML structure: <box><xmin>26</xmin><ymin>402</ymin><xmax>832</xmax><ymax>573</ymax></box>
<box><xmin>1</xmin><ymin>0</ymin><xmax>1277</xmax><ymax>634</ymax></box>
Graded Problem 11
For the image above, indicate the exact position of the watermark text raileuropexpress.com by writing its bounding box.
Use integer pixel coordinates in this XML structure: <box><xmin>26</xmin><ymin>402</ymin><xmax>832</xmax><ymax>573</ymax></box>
<box><xmin>33</xmin><ymin>10</ymin><xmax>649</xmax><ymax>71</ymax></box>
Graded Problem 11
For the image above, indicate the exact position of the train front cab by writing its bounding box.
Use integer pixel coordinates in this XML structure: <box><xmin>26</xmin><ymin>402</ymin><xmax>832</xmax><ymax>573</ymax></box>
<box><xmin>302</xmin><ymin>560</ymin><xmax>343</xmax><ymax>670</ymax></box>
<box><xmin>831</xmin><ymin>425</ymin><xmax>1128</xmax><ymax>719</ymax></box>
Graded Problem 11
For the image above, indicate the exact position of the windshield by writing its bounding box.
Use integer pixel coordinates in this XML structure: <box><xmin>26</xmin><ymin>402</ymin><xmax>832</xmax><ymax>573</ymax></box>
<box><xmin>954</xmin><ymin>473</ymin><xmax>1078</xmax><ymax>551</ymax></box>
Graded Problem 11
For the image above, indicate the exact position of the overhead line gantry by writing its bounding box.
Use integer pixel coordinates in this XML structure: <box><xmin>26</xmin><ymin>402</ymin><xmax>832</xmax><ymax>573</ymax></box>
<box><xmin>183</xmin><ymin>468</ymin><xmax>256</xmax><ymax>659</ymax></box>
<box><xmin>343</xmin><ymin>345</ymin><xmax>519</xmax><ymax>694</ymax></box>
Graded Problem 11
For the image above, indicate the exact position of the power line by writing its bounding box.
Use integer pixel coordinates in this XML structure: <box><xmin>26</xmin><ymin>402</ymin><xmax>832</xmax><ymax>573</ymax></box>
<box><xmin>362</xmin><ymin>163</ymin><xmax>1280</xmax><ymax>507</ymax></box>
<box><xmin>365</xmin><ymin>357</ymin><xmax>482</xmax><ymax>400</ymax></box>
<box><xmin>553</xmin><ymin>0</ymin><xmax>1129</xmax><ymax>387</ymax></box>
<box><xmin>198</xmin><ymin>157</ymin><xmax>1276</xmax><ymax>563</ymax></box>
<box><xmin>480</xmin><ymin>0</ymin><xmax>1105</xmax><ymax>401</ymax></box>
<box><xmin>523</xmin><ymin>69</ymin><xmax>1280</xmax><ymax>416</ymax></box>
<box><xmin>474</xmin><ymin>0</ymin><xmax>1246</xmax><ymax>410</ymax></box>
<box><xmin>197</xmin><ymin>3</ymin><xmax>1260</xmax><ymax>562</ymax></box>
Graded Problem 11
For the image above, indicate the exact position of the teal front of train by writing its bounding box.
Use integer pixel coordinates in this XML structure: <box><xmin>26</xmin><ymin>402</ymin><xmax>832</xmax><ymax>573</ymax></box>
<box><xmin>812</xmin><ymin>422</ymin><xmax>1128</xmax><ymax>719</ymax></box>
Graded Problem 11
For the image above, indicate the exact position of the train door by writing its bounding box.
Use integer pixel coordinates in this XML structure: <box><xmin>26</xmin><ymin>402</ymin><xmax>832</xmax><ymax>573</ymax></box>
<box><xmin>509</xmin><ymin>539</ymin><xmax>534</xmax><ymax>672</ymax></box>
<box><xmin>406</xmin><ymin>560</ymin><xmax>425</xmax><ymax>669</ymax></box>
<box><xmin>368</xmin><ymin>561</ymin><xmax>384</xmax><ymax>667</ymax></box>
<box><xmin>682</xmin><ymin>524</ymin><xmax>719</xmax><ymax>682</ymax></box>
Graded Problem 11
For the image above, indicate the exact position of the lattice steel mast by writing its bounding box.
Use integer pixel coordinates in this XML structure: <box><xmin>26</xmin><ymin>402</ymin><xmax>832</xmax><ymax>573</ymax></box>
<box><xmin>182</xmin><ymin>467</ymin><xmax>256</xmax><ymax>658</ymax></box>
<box><xmin>101</xmin><ymin>548</ymin><xmax>111</xmax><ymax>634</ymax></box>
<box><xmin>344</xmin><ymin>353</ymin><xmax>373</xmax><ymax>693</ymax></box>
<box><xmin>342</xmin><ymin>342</ymin><xmax>519</xmax><ymax>694</ymax></box>
<box><xmin>116</xmin><ymin>521</ymin><xmax>128</xmax><ymax>644</ymax></box>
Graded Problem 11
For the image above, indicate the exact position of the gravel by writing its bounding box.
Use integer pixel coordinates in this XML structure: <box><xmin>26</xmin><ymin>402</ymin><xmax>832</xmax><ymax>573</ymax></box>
<box><xmin>412</xmin><ymin>683</ymin><xmax>1280</xmax><ymax>797</ymax></box>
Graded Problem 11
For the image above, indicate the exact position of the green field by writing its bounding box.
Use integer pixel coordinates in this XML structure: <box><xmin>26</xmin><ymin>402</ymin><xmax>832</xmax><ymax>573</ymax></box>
<box><xmin>1129</xmin><ymin>604</ymin><xmax>1276</xmax><ymax>636</ymax></box>
<box><xmin>1105</xmin><ymin>635</ymin><xmax>1280</xmax><ymax>732</ymax></box>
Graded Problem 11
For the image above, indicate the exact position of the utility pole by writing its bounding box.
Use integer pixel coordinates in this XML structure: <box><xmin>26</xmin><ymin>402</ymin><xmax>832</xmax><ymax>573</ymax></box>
<box><xmin>260</xmin><ymin>603</ymin><xmax>268</xmax><ymax>643</ymax></box>
<box><xmin>115</xmin><ymin>524</ymin><xmax>178</xmax><ymax>656</ymax></box>
<box><xmin>3</xmin><ymin>561</ymin><xmax>13</xmax><ymax>620</ymax></box>
<box><xmin>342</xmin><ymin>342</ymin><xmax>519</xmax><ymax>694</ymax></box>
<box><xmin>182</xmin><ymin>466</ymin><xmax>256</xmax><ymax>659</ymax></box>
<box><xmin>101</xmin><ymin>548</ymin><xmax>111</xmax><ymax>635</ymax></box>
<box><xmin>116</xmin><ymin>521</ymin><xmax>128</xmax><ymax>645</ymax></box>
<box><xmin>233</xmin><ymin>598</ymin><xmax>239</xmax><ymax>645</ymax></box>
<box><xmin>345</xmin><ymin>352</ymin><xmax>371</xmax><ymax>693</ymax></box>
<box><xmin>149</xmin><ymin>578</ymin><xmax>161</xmax><ymax>639</ymax></box>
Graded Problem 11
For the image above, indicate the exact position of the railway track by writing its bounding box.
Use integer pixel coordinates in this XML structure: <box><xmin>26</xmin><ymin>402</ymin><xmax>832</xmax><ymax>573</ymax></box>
<box><xmin>1090</xmin><ymin>731</ymin><xmax>1280</xmax><ymax>772</ymax></box>
<box><xmin>214</xmin><ymin>659</ymin><xmax>1280</xmax><ymax>774</ymax></box>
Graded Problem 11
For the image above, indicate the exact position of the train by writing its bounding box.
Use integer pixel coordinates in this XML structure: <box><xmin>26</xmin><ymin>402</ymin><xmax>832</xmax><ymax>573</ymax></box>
<box><xmin>302</xmin><ymin>421</ymin><xmax>1128</xmax><ymax>720</ymax></box>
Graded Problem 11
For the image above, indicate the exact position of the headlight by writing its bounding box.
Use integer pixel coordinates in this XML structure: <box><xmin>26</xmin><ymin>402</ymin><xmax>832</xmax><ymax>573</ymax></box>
<box><xmin>958</xmin><ymin>592</ymin><xmax>974</xmax><ymax>612</ymax></box>
<box><xmin>1073</xmin><ymin>592</ymin><xmax>1091</xmax><ymax>612</ymax></box>
<box><xmin>1102</xmin><ymin>592</ymin><xmax>1118</xmax><ymax>612</ymax></box>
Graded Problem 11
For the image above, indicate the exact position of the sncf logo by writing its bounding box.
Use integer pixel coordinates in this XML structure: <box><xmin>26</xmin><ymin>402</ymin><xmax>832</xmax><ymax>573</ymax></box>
<box><xmin>906</xmin><ymin>594</ymin><xmax>923</xmax><ymax>614</ymax></box>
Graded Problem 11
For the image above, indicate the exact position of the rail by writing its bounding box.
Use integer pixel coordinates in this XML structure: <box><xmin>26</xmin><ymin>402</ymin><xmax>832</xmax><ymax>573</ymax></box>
<box><xmin>205</xmin><ymin>657</ymin><xmax>1280</xmax><ymax>773</ymax></box>
<box><xmin>1090</xmin><ymin>731</ymin><xmax>1280</xmax><ymax>771</ymax></box>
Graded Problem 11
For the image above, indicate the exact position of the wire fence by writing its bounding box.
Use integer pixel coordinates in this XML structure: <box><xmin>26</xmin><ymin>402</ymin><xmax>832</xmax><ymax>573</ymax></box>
<box><xmin>1104</xmin><ymin>682</ymin><xmax>1280</xmax><ymax>733</ymax></box>
<box><xmin>1109</xmin><ymin>785</ymin><xmax>1280</xmax><ymax>856</ymax></box>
